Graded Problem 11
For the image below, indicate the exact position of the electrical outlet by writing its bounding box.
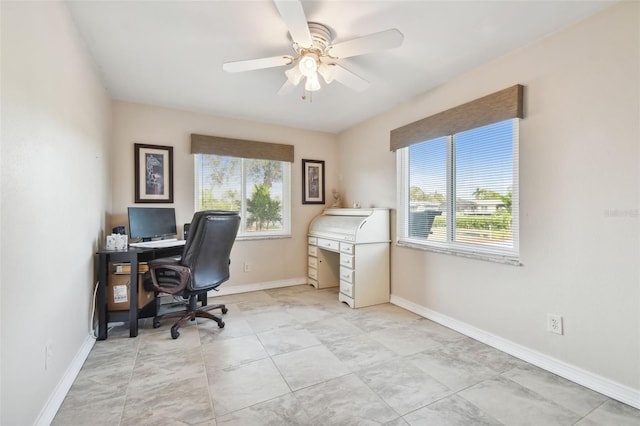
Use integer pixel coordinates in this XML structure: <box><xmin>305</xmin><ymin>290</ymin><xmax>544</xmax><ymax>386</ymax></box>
<box><xmin>243</xmin><ymin>262</ymin><xmax>251</xmax><ymax>273</ymax></box>
<box><xmin>547</xmin><ymin>313</ymin><xmax>563</xmax><ymax>335</ymax></box>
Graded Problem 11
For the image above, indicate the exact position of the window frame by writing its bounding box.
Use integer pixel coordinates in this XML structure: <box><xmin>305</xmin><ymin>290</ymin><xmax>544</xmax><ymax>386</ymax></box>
<box><xmin>396</xmin><ymin>119</ymin><xmax>520</xmax><ymax>265</ymax></box>
<box><xmin>194</xmin><ymin>154</ymin><xmax>292</xmax><ymax>240</ymax></box>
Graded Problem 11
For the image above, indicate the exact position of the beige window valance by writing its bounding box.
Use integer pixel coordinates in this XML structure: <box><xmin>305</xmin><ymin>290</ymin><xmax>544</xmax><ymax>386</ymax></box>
<box><xmin>390</xmin><ymin>84</ymin><xmax>524</xmax><ymax>151</ymax></box>
<box><xmin>191</xmin><ymin>134</ymin><xmax>294</xmax><ymax>163</ymax></box>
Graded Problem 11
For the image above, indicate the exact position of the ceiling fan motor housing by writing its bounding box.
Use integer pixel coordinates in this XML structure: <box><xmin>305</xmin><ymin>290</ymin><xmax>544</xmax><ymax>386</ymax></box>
<box><xmin>298</xmin><ymin>22</ymin><xmax>333</xmax><ymax>56</ymax></box>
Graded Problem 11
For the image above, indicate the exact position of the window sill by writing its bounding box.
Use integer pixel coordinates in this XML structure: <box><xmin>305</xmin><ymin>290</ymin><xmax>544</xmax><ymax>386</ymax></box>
<box><xmin>236</xmin><ymin>234</ymin><xmax>291</xmax><ymax>242</ymax></box>
<box><xmin>396</xmin><ymin>239</ymin><xmax>522</xmax><ymax>266</ymax></box>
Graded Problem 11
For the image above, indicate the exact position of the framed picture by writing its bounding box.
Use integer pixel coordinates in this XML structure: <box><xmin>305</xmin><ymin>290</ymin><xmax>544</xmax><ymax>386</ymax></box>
<box><xmin>134</xmin><ymin>143</ymin><xmax>174</xmax><ymax>203</ymax></box>
<box><xmin>302</xmin><ymin>159</ymin><xmax>325</xmax><ymax>204</ymax></box>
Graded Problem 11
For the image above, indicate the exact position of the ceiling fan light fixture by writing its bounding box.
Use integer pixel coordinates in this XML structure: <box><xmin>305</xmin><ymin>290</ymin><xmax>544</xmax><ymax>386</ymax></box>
<box><xmin>318</xmin><ymin>63</ymin><xmax>336</xmax><ymax>84</ymax></box>
<box><xmin>223</xmin><ymin>0</ymin><xmax>405</xmax><ymax>98</ymax></box>
<box><xmin>285</xmin><ymin>66</ymin><xmax>303</xmax><ymax>86</ymax></box>
<box><xmin>304</xmin><ymin>73</ymin><xmax>321</xmax><ymax>92</ymax></box>
<box><xmin>298</xmin><ymin>53</ymin><xmax>318</xmax><ymax>77</ymax></box>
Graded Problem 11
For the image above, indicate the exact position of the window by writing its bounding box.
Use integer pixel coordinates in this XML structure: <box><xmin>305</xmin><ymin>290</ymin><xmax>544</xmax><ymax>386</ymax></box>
<box><xmin>191</xmin><ymin>134</ymin><xmax>294</xmax><ymax>239</ymax></box>
<box><xmin>397</xmin><ymin>119</ymin><xmax>519</xmax><ymax>263</ymax></box>
<box><xmin>194</xmin><ymin>155</ymin><xmax>291</xmax><ymax>239</ymax></box>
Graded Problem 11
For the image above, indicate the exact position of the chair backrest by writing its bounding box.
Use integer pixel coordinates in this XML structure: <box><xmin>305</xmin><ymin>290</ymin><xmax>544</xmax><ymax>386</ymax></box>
<box><xmin>181</xmin><ymin>211</ymin><xmax>240</xmax><ymax>292</ymax></box>
<box><xmin>181</xmin><ymin>210</ymin><xmax>213</xmax><ymax>257</ymax></box>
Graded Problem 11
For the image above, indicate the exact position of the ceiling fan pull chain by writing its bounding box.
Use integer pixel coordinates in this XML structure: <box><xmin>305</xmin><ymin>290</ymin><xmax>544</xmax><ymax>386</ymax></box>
<box><xmin>302</xmin><ymin>88</ymin><xmax>313</xmax><ymax>103</ymax></box>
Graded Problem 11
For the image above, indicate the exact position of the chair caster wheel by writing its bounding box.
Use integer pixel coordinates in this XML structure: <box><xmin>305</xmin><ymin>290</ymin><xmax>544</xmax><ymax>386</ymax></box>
<box><xmin>218</xmin><ymin>321</ymin><xmax>225</xmax><ymax>328</ymax></box>
<box><xmin>171</xmin><ymin>327</ymin><xmax>180</xmax><ymax>339</ymax></box>
<box><xmin>153</xmin><ymin>320</ymin><xmax>161</xmax><ymax>329</ymax></box>
<box><xmin>221</xmin><ymin>307</ymin><xmax>228</xmax><ymax>314</ymax></box>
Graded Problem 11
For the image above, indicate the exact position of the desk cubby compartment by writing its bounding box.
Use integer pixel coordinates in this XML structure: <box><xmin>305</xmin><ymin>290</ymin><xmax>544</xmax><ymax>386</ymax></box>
<box><xmin>107</xmin><ymin>272</ymin><xmax>155</xmax><ymax>311</ymax></box>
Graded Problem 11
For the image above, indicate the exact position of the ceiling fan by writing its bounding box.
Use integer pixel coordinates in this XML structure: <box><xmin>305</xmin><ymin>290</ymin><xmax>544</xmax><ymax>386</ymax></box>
<box><xmin>222</xmin><ymin>0</ymin><xmax>404</xmax><ymax>98</ymax></box>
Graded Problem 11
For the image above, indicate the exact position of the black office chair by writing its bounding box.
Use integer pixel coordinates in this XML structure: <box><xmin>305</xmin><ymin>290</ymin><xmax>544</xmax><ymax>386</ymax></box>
<box><xmin>146</xmin><ymin>210</ymin><xmax>240</xmax><ymax>339</ymax></box>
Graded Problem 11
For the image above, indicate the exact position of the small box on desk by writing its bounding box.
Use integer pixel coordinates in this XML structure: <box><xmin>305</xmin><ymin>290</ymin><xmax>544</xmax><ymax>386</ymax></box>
<box><xmin>107</xmin><ymin>272</ymin><xmax>155</xmax><ymax>311</ymax></box>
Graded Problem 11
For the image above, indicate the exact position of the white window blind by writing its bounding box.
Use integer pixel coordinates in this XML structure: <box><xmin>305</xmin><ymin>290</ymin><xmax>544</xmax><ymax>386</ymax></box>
<box><xmin>398</xmin><ymin>119</ymin><xmax>519</xmax><ymax>264</ymax></box>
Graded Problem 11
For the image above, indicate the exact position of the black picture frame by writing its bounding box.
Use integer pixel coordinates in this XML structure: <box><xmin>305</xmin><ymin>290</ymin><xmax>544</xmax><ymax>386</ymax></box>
<box><xmin>134</xmin><ymin>143</ymin><xmax>174</xmax><ymax>203</ymax></box>
<box><xmin>302</xmin><ymin>159</ymin><xmax>325</xmax><ymax>204</ymax></box>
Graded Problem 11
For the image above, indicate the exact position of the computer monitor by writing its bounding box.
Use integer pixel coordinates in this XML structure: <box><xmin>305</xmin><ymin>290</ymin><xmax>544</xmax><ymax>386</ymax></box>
<box><xmin>127</xmin><ymin>207</ymin><xmax>177</xmax><ymax>241</ymax></box>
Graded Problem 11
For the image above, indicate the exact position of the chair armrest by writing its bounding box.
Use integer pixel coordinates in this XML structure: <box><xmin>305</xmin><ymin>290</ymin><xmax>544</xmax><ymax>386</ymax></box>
<box><xmin>148</xmin><ymin>263</ymin><xmax>191</xmax><ymax>295</ymax></box>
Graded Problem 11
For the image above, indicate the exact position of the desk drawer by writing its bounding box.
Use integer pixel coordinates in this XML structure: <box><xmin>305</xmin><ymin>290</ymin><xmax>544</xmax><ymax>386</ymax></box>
<box><xmin>308</xmin><ymin>236</ymin><xmax>317</xmax><ymax>245</ymax></box>
<box><xmin>317</xmin><ymin>238</ymin><xmax>339</xmax><ymax>251</ymax></box>
<box><xmin>340</xmin><ymin>280</ymin><xmax>353</xmax><ymax>298</ymax></box>
<box><xmin>339</xmin><ymin>254</ymin><xmax>354</xmax><ymax>269</ymax></box>
<box><xmin>308</xmin><ymin>245</ymin><xmax>318</xmax><ymax>256</ymax></box>
<box><xmin>308</xmin><ymin>267</ymin><xmax>318</xmax><ymax>280</ymax></box>
<box><xmin>340</xmin><ymin>267</ymin><xmax>354</xmax><ymax>283</ymax></box>
<box><xmin>340</xmin><ymin>242</ymin><xmax>354</xmax><ymax>255</ymax></box>
<box><xmin>308</xmin><ymin>256</ymin><xmax>318</xmax><ymax>269</ymax></box>
<box><xmin>318</xmin><ymin>238</ymin><xmax>340</xmax><ymax>251</ymax></box>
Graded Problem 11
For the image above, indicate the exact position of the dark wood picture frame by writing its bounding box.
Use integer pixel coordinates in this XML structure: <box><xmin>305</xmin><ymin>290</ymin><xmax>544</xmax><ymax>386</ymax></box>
<box><xmin>134</xmin><ymin>143</ymin><xmax>174</xmax><ymax>203</ymax></box>
<box><xmin>302</xmin><ymin>159</ymin><xmax>325</xmax><ymax>204</ymax></box>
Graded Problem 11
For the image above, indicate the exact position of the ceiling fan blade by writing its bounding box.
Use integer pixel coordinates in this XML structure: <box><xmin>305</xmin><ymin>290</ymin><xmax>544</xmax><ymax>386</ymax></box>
<box><xmin>332</xmin><ymin>64</ymin><xmax>369</xmax><ymax>92</ymax></box>
<box><xmin>222</xmin><ymin>55</ymin><xmax>294</xmax><ymax>72</ymax></box>
<box><xmin>277</xmin><ymin>80</ymin><xmax>297</xmax><ymax>96</ymax></box>
<box><xmin>327</xmin><ymin>29</ymin><xmax>404</xmax><ymax>59</ymax></box>
<box><xmin>273</xmin><ymin>0</ymin><xmax>313</xmax><ymax>48</ymax></box>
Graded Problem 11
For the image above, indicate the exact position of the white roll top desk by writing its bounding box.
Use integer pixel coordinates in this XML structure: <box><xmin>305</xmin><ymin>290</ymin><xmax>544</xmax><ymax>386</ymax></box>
<box><xmin>307</xmin><ymin>208</ymin><xmax>390</xmax><ymax>308</ymax></box>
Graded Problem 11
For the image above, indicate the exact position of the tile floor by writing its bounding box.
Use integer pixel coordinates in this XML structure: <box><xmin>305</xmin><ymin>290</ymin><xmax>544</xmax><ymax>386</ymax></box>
<box><xmin>53</xmin><ymin>285</ymin><xmax>639</xmax><ymax>425</ymax></box>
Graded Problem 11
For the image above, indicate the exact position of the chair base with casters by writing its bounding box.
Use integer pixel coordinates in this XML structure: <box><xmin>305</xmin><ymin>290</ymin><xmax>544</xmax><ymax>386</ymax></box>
<box><xmin>152</xmin><ymin>294</ymin><xmax>228</xmax><ymax>339</ymax></box>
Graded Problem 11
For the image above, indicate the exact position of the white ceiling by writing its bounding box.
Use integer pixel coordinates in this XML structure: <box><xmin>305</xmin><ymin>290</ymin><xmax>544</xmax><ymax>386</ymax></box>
<box><xmin>65</xmin><ymin>0</ymin><xmax>613</xmax><ymax>134</ymax></box>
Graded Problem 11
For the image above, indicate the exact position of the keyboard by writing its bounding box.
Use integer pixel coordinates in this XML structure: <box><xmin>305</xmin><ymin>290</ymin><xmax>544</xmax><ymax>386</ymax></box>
<box><xmin>129</xmin><ymin>239</ymin><xmax>186</xmax><ymax>249</ymax></box>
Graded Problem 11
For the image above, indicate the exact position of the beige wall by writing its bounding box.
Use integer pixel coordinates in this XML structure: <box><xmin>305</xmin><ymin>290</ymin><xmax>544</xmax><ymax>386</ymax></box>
<box><xmin>1</xmin><ymin>1</ymin><xmax>112</xmax><ymax>424</ymax></box>
<box><xmin>338</xmin><ymin>1</ymin><xmax>639</xmax><ymax>392</ymax></box>
<box><xmin>110</xmin><ymin>102</ymin><xmax>339</xmax><ymax>288</ymax></box>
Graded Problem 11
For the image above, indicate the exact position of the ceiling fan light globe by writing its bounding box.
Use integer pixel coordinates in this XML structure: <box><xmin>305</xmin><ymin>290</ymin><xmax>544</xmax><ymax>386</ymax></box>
<box><xmin>298</xmin><ymin>54</ymin><xmax>318</xmax><ymax>77</ymax></box>
<box><xmin>305</xmin><ymin>74</ymin><xmax>321</xmax><ymax>92</ymax></box>
<box><xmin>285</xmin><ymin>66</ymin><xmax>303</xmax><ymax>86</ymax></box>
<box><xmin>318</xmin><ymin>63</ymin><xmax>336</xmax><ymax>84</ymax></box>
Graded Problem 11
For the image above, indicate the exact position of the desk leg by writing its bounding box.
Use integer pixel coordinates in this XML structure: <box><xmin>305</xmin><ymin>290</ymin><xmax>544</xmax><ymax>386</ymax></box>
<box><xmin>97</xmin><ymin>254</ymin><xmax>108</xmax><ymax>340</ymax></box>
<box><xmin>129</xmin><ymin>255</ymin><xmax>139</xmax><ymax>338</ymax></box>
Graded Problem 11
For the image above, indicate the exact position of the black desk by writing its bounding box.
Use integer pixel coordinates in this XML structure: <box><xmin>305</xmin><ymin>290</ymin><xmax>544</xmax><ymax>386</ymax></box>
<box><xmin>96</xmin><ymin>244</ymin><xmax>183</xmax><ymax>340</ymax></box>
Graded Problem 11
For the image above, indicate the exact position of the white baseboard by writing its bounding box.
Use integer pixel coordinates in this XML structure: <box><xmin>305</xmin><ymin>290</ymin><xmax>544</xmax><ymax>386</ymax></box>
<box><xmin>209</xmin><ymin>277</ymin><xmax>308</xmax><ymax>297</ymax></box>
<box><xmin>390</xmin><ymin>294</ymin><xmax>640</xmax><ymax>410</ymax></box>
<box><xmin>35</xmin><ymin>334</ymin><xmax>96</xmax><ymax>426</ymax></box>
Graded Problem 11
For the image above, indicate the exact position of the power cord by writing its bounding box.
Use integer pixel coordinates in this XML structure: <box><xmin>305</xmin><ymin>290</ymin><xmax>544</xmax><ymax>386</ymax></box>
<box><xmin>90</xmin><ymin>280</ymin><xmax>99</xmax><ymax>339</ymax></box>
